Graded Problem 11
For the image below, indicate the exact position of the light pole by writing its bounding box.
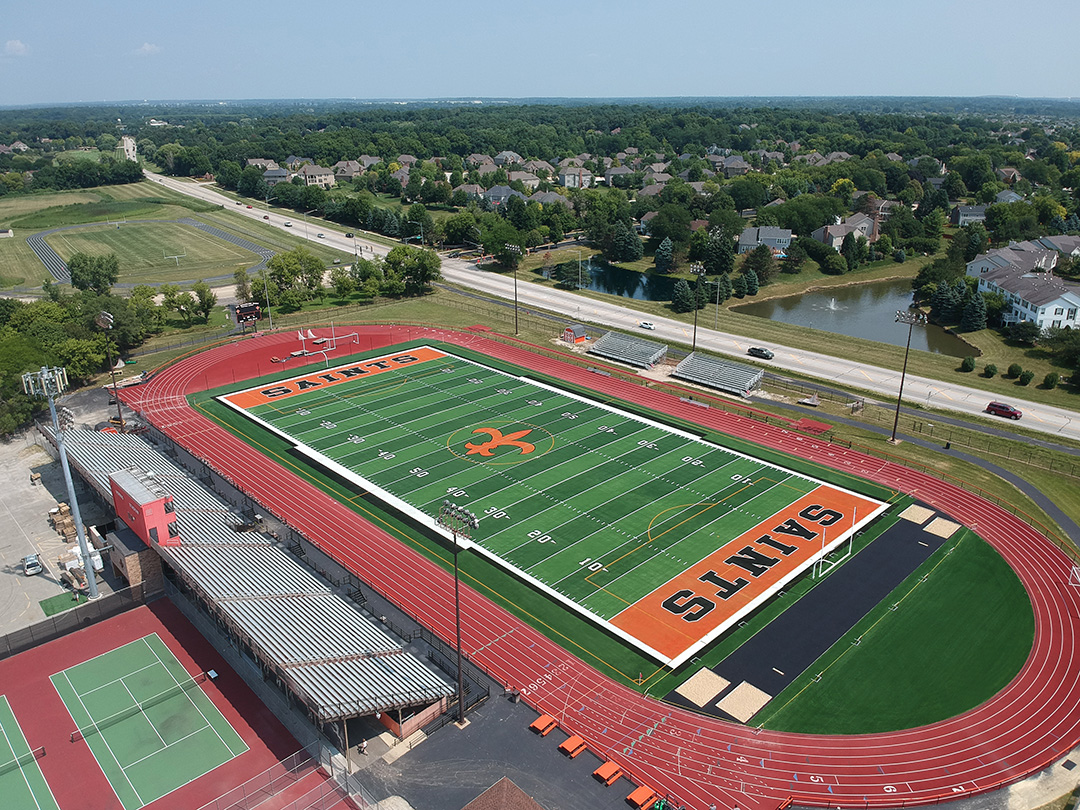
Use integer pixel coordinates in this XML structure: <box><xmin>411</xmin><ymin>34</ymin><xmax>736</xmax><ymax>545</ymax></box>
<box><xmin>94</xmin><ymin>311</ymin><xmax>125</xmax><ymax>430</ymax></box>
<box><xmin>302</xmin><ymin>208</ymin><xmax>316</xmax><ymax>240</ymax></box>
<box><xmin>689</xmin><ymin>262</ymin><xmax>705</xmax><ymax>351</ymax></box>
<box><xmin>504</xmin><ymin>243</ymin><xmax>523</xmax><ymax>335</ymax></box>
<box><xmin>23</xmin><ymin>367</ymin><xmax>99</xmax><ymax>599</ymax></box>
<box><xmin>436</xmin><ymin>501</ymin><xmax>479</xmax><ymax>726</ymax></box>
<box><xmin>889</xmin><ymin>309</ymin><xmax>927</xmax><ymax>444</ymax></box>
<box><xmin>262</xmin><ymin>271</ymin><xmax>274</xmax><ymax>331</ymax></box>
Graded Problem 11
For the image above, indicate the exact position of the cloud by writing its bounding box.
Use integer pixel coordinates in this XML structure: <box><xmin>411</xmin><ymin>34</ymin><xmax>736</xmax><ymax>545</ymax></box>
<box><xmin>133</xmin><ymin>42</ymin><xmax>161</xmax><ymax>57</ymax></box>
<box><xmin>4</xmin><ymin>40</ymin><xmax>29</xmax><ymax>57</ymax></box>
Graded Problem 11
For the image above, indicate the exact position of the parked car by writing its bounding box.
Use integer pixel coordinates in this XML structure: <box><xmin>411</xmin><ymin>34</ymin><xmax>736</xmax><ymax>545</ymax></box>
<box><xmin>639</xmin><ymin>321</ymin><xmax>655</xmax><ymax>330</ymax></box>
<box><xmin>23</xmin><ymin>553</ymin><xmax>42</xmax><ymax>576</ymax></box>
<box><xmin>747</xmin><ymin>346</ymin><xmax>774</xmax><ymax>360</ymax></box>
<box><xmin>986</xmin><ymin>401</ymin><xmax>1022</xmax><ymax>420</ymax></box>
<box><xmin>283</xmin><ymin>221</ymin><xmax>292</xmax><ymax>227</ymax></box>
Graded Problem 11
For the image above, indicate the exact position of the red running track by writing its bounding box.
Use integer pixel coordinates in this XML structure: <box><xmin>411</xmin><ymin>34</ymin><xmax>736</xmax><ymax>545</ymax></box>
<box><xmin>120</xmin><ymin>327</ymin><xmax>1080</xmax><ymax>810</ymax></box>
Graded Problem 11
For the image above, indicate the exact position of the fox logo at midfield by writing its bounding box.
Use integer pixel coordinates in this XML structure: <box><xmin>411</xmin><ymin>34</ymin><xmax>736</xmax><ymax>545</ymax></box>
<box><xmin>464</xmin><ymin>427</ymin><xmax>536</xmax><ymax>457</ymax></box>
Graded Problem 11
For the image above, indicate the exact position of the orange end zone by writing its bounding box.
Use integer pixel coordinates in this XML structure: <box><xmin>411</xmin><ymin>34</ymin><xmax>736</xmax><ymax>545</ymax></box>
<box><xmin>610</xmin><ymin>486</ymin><xmax>883</xmax><ymax>663</ymax></box>
<box><xmin>220</xmin><ymin>346</ymin><xmax>448</xmax><ymax>409</ymax></box>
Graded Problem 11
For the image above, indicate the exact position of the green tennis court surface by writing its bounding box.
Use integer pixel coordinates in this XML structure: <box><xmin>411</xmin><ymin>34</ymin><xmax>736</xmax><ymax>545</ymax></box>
<box><xmin>0</xmin><ymin>696</ymin><xmax>60</xmax><ymax>810</ymax></box>
<box><xmin>50</xmin><ymin>634</ymin><xmax>247</xmax><ymax>810</ymax></box>
<box><xmin>221</xmin><ymin>346</ymin><xmax>887</xmax><ymax>667</ymax></box>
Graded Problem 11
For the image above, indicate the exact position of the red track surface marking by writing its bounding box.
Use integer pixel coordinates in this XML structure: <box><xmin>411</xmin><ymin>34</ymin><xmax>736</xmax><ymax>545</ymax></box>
<box><xmin>120</xmin><ymin>328</ymin><xmax>1080</xmax><ymax>810</ymax></box>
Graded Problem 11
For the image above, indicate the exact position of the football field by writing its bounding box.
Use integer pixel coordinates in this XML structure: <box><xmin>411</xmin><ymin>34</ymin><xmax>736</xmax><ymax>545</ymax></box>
<box><xmin>220</xmin><ymin>346</ymin><xmax>887</xmax><ymax>667</ymax></box>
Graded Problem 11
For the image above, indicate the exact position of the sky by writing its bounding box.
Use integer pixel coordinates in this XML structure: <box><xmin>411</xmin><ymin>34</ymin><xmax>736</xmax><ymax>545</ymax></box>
<box><xmin>2</xmin><ymin>0</ymin><xmax>1078</xmax><ymax>106</ymax></box>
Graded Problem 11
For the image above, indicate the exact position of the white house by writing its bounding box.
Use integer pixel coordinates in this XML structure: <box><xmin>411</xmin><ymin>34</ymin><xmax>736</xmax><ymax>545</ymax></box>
<box><xmin>967</xmin><ymin>245</ymin><xmax>1080</xmax><ymax>329</ymax></box>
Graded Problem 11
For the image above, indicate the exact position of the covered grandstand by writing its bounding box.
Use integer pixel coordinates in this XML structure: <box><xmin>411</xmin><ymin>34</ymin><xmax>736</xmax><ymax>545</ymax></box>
<box><xmin>42</xmin><ymin>427</ymin><xmax>454</xmax><ymax>736</ymax></box>
<box><xmin>673</xmin><ymin>352</ymin><xmax>764</xmax><ymax>396</ymax></box>
<box><xmin>587</xmin><ymin>330</ymin><xmax>667</xmax><ymax>368</ymax></box>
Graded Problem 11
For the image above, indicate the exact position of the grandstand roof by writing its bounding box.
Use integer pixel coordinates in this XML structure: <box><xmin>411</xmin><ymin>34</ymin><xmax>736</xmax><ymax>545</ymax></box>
<box><xmin>47</xmin><ymin>427</ymin><xmax>454</xmax><ymax>722</ymax></box>
<box><xmin>588</xmin><ymin>331</ymin><xmax>667</xmax><ymax>368</ymax></box>
<box><xmin>672</xmin><ymin>352</ymin><xmax>764</xmax><ymax>396</ymax></box>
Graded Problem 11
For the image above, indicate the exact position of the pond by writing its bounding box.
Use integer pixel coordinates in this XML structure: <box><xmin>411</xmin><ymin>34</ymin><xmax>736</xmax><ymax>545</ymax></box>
<box><xmin>732</xmin><ymin>278</ymin><xmax>973</xmax><ymax>357</ymax></box>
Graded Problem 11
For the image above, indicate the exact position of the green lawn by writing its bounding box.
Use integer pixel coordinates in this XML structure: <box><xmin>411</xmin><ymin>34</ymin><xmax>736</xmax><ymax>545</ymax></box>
<box><xmin>47</xmin><ymin>221</ymin><xmax>259</xmax><ymax>285</ymax></box>
<box><xmin>54</xmin><ymin>148</ymin><xmax>104</xmax><ymax>164</ymax></box>
<box><xmin>755</xmin><ymin>530</ymin><xmax>1034</xmax><ymax>733</ymax></box>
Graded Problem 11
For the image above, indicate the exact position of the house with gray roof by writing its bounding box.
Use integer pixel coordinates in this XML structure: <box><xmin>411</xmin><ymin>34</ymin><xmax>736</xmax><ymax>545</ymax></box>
<box><xmin>247</xmin><ymin>158</ymin><xmax>278</xmax><ymax>170</ymax></box>
<box><xmin>605</xmin><ymin>166</ymin><xmax>634</xmax><ymax>184</ymax></box>
<box><xmin>738</xmin><ymin>226</ymin><xmax>793</xmax><ymax>254</ymax></box>
<box><xmin>529</xmin><ymin>190</ymin><xmax>572</xmax><ymax>209</ymax></box>
<box><xmin>467</xmin><ymin>153</ymin><xmax>493</xmax><ymax>167</ymax></box>
<box><xmin>333</xmin><ymin>160</ymin><xmax>361</xmax><ymax>180</ymax></box>
<box><xmin>996</xmin><ymin>189</ymin><xmax>1023</xmax><ymax>204</ymax></box>
<box><xmin>967</xmin><ymin>245</ymin><xmax>1078</xmax><ymax>329</ymax></box>
<box><xmin>558</xmin><ymin>167</ymin><xmax>593</xmax><ymax>189</ymax></box>
<box><xmin>952</xmin><ymin>205</ymin><xmax>987</xmax><ymax>227</ymax></box>
<box><xmin>482</xmin><ymin>185</ymin><xmax>528</xmax><ymax>206</ymax></box>
<box><xmin>299</xmin><ymin>164</ymin><xmax>336</xmax><ymax>189</ymax></box>
<box><xmin>494</xmin><ymin>150</ymin><xmax>523</xmax><ymax>166</ymax></box>
<box><xmin>263</xmin><ymin>167</ymin><xmax>289</xmax><ymax>187</ymax></box>
<box><xmin>508</xmin><ymin>171</ymin><xmax>540</xmax><ymax>191</ymax></box>
<box><xmin>522</xmin><ymin>159</ymin><xmax>554</xmax><ymax>175</ymax></box>
<box><xmin>358</xmin><ymin>154</ymin><xmax>382</xmax><ymax>169</ymax></box>
<box><xmin>285</xmin><ymin>155</ymin><xmax>312</xmax><ymax>170</ymax></box>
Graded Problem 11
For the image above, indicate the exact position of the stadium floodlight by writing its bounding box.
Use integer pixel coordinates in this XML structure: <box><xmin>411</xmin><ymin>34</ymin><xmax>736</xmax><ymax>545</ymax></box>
<box><xmin>22</xmin><ymin>366</ymin><xmax>99</xmax><ymax>599</ymax></box>
<box><xmin>504</xmin><ymin>243</ymin><xmax>523</xmax><ymax>335</ymax></box>
<box><xmin>95</xmin><ymin>311</ymin><xmax>125</xmax><ymax>430</ymax></box>
<box><xmin>889</xmin><ymin>310</ymin><xmax>927</xmax><ymax>444</ymax></box>
<box><xmin>689</xmin><ymin>262</ymin><xmax>706</xmax><ymax>351</ymax></box>
<box><xmin>437</xmin><ymin>500</ymin><xmax>479</xmax><ymax>726</ymax></box>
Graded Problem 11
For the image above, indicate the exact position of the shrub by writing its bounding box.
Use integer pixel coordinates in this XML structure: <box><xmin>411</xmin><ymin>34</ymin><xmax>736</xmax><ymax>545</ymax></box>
<box><xmin>1044</xmin><ymin>372</ymin><xmax>1060</xmax><ymax>389</ymax></box>
<box><xmin>1007</xmin><ymin>363</ymin><xmax>1023</xmax><ymax>379</ymax></box>
<box><xmin>983</xmin><ymin>363</ymin><xmax>998</xmax><ymax>377</ymax></box>
<box><xmin>1019</xmin><ymin>370</ymin><xmax>1035</xmax><ymax>386</ymax></box>
<box><xmin>893</xmin><ymin>249</ymin><xmax>907</xmax><ymax>263</ymax></box>
<box><xmin>960</xmin><ymin>356</ymin><xmax>975</xmax><ymax>372</ymax></box>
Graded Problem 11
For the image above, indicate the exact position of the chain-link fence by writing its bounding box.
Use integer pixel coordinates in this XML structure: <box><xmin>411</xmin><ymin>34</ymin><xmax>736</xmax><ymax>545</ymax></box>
<box><xmin>0</xmin><ymin>583</ymin><xmax>150</xmax><ymax>661</ymax></box>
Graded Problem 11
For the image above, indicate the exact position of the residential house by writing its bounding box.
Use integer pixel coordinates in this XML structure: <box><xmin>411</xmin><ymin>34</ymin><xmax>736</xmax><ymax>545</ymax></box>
<box><xmin>0</xmin><ymin>144</ymin><xmax>11</xmax><ymax>155</ymax></box>
<box><xmin>523</xmin><ymin>159</ymin><xmax>554</xmax><ymax>176</ymax></box>
<box><xmin>466</xmin><ymin>153</ymin><xmax>493</xmax><ymax>167</ymax></box>
<box><xmin>967</xmin><ymin>245</ymin><xmax>1078</xmax><ymax>329</ymax></box>
<box><xmin>645</xmin><ymin>172</ymin><xmax>672</xmax><ymax>184</ymax></box>
<box><xmin>357</xmin><ymin>155</ymin><xmax>382</xmax><ymax>169</ymax></box>
<box><xmin>605</xmin><ymin>166</ymin><xmax>634</xmax><ymax>185</ymax></box>
<box><xmin>1036</xmin><ymin>235</ymin><xmax>1080</xmax><ymax>256</ymax></box>
<box><xmin>299</xmin><ymin>164</ymin><xmax>336</xmax><ymax>189</ymax></box>
<box><xmin>453</xmin><ymin>183</ymin><xmax>484</xmax><ymax>198</ymax></box>
<box><xmin>639</xmin><ymin>211</ymin><xmax>659</xmax><ymax>233</ymax></box>
<box><xmin>529</xmin><ymin>190</ymin><xmax>572</xmax><ymax>209</ymax></box>
<box><xmin>473</xmin><ymin>162</ymin><xmax>498</xmax><ymax>178</ymax></box>
<box><xmin>738</xmin><ymin>226</ymin><xmax>793</xmax><ymax>255</ymax></box>
<box><xmin>678</xmin><ymin>167</ymin><xmax>715</xmax><ymax>181</ymax></box>
<box><xmin>482</xmin><ymin>185</ymin><xmax>528</xmax><ymax>206</ymax></box>
<box><xmin>263</xmin><ymin>167</ymin><xmax>289</xmax><ymax>187</ymax></box>
<box><xmin>558</xmin><ymin>167</ymin><xmax>593</xmax><ymax>189</ymax></box>
<box><xmin>646</xmin><ymin>162</ymin><xmax>669</xmax><ymax>174</ymax></box>
<box><xmin>397</xmin><ymin>154</ymin><xmax>418</xmax><ymax>167</ymax></box>
<box><xmin>494</xmin><ymin>150</ymin><xmax>523</xmax><ymax>167</ymax></box>
<box><xmin>10</xmin><ymin>140</ymin><xmax>29</xmax><ymax>152</ymax></box>
<box><xmin>558</xmin><ymin>157</ymin><xmax>585</xmax><ymax>169</ymax></box>
<box><xmin>333</xmin><ymin>160</ymin><xmax>362</xmax><ymax>180</ymax></box>
<box><xmin>952</xmin><ymin>205</ymin><xmax>987</xmax><ymax>227</ymax></box>
<box><xmin>885</xmin><ymin>152</ymin><xmax>904</xmax><ymax>162</ymax></box>
<box><xmin>811</xmin><ymin>214</ymin><xmax>876</xmax><ymax>249</ymax></box>
<box><xmin>687</xmin><ymin>182</ymin><xmax>709</xmax><ymax>195</ymax></box>
<box><xmin>720</xmin><ymin>156</ymin><xmax>751</xmax><ymax>178</ymax></box>
<box><xmin>285</xmin><ymin>155</ymin><xmax>312</xmax><ymax>170</ymax></box>
<box><xmin>636</xmin><ymin>184</ymin><xmax>665</xmax><ymax>198</ymax></box>
<box><xmin>996</xmin><ymin>167</ymin><xmax>1023</xmax><ymax>184</ymax></box>
<box><xmin>996</xmin><ymin>189</ymin><xmax>1024</xmax><ymax>204</ymax></box>
<box><xmin>246</xmin><ymin>158</ymin><xmax>278</xmax><ymax>170</ymax></box>
<box><xmin>390</xmin><ymin>167</ymin><xmax>411</xmax><ymax>188</ymax></box>
<box><xmin>907</xmin><ymin>155</ymin><xmax>946</xmax><ymax>175</ymax></box>
<box><xmin>508</xmin><ymin>171</ymin><xmax>540</xmax><ymax>191</ymax></box>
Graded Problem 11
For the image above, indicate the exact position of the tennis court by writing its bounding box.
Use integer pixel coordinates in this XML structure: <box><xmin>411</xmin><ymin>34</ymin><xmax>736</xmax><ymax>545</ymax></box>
<box><xmin>50</xmin><ymin>633</ymin><xmax>247</xmax><ymax>810</ymax></box>
<box><xmin>0</xmin><ymin>696</ymin><xmax>60</xmax><ymax>810</ymax></box>
<box><xmin>220</xmin><ymin>346</ymin><xmax>888</xmax><ymax>667</ymax></box>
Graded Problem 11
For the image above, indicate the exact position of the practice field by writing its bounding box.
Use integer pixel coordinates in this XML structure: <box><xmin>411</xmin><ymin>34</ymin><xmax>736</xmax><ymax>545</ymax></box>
<box><xmin>0</xmin><ymin>696</ymin><xmax>60</xmax><ymax>810</ymax></box>
<box><xmin>50</xmin><ymin>633</ymin><xmax>247</xmax><ymax>810</ymax></box>
<box><xmin>220</xmin><ymin>346</ymin><xmax>887</xmax><ymax>667</ymax></box>
<box><xmin>46</xmin><ymin>221</ymin><xmax>258</xmax><ymax>282</ymax></box>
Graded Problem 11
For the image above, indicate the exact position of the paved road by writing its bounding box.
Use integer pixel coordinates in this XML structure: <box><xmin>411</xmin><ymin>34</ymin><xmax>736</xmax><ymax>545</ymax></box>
<box><xmin>146</xmin><ymin>171</ymin><xmax>1080</xmax><ymax>442</ymax></box>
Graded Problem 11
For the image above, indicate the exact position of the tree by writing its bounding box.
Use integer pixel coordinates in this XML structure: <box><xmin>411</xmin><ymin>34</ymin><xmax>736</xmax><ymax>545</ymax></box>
<box><xmin>330</xmin><ymin>266</ymin><xmax>357</xmax><ymax>299</ymax></box>
<box><xmin>783</xmin><ymin>240</ymin><xmax>807</xmax><ymax>274</ymax></box>
<box><xmin>959</xmin><ymin>292</ymin><xmax>987</xmax><ymax>332</ymax></box>
<box><xmin>960</xmin><ymin>356</ymin><xmax>976</xmax><ymax>372</ymax></box>
<box><xmin>654</xmin><ymin>237</ymin><xmax>674</xmax><ymax>273</ymax></box>
<box><xmin>716</xmin><ymin>272</ymin><xmax>732</xmax><ymax>302</ymax></box>
<box><xmin>607</xmin><ymin>221</ymin><xmax>643</xmax><ymax>262</ymax></box>
<box><xmin>233</xmin><ymin>268</ymin><xmax>252</xmax><ymax>304</ymax></box>
<box><xmin>1006</xmin><ymin>320</ymin><xmax>1042</xmax><ymax>345</ymax></box>
<box><xmin>237</xmin><ymin>166</ymin><xmax>267</xmax><ymax>198</ymax></box>
<box><xmin>191</xmin><ymin>280</ymin><xmax>217</xmax><ymax>323</ymax></box>
<box><xmin>383</xmin><ymin>245</ymin><xmax>441</xmax><ymax>296</ymax></box>
<box><xmin>671</xmin><ymin>279</ymin><xmax>695</xmax><ymax>313</ymax></box>
<box><xmin>732</xmin><ymin>273</ymin><xmax>747</xmax><ymax>298</ymax></box>
<box><xmin>742</xmin><ymin>266</ymin><xmax>760</xmax><ymax>295</ymax></box>
<box><xmin>68</xmin><ymin>252</ymin><xmax>119</xmax><ymax>294</ymax></box>
<box><xmin>556</xmin><ymin>259</ymin><xmax>590</xmax><ymax>290</ymax></box>
<box><xmin>704</xmin><ymin>228</ymin><xmax>735</xmax><ymax>276</ymax></box>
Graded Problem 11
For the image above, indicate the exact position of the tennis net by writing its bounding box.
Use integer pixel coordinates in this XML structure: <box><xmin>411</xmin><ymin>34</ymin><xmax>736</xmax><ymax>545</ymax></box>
<box><xmin>0</xmin><ymin>745</ymin><xmax>45</xmax><ymax>776</ymax></box>
<box><xmin>70</xmin><ymin>671</ymin><xmax>207</xmax><ymax>743</ymax></box>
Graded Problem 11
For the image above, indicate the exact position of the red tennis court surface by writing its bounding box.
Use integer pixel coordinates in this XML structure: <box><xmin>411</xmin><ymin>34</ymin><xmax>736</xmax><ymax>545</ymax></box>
<box><xmin>0</xmin><ymin>599</ymin><xmax>336</xmax><ymax>810</ymax></box>
<box><xmin>120</xmin><ymin>326</ymin><xmax>1080</xmax><ymax>810</ymax></box>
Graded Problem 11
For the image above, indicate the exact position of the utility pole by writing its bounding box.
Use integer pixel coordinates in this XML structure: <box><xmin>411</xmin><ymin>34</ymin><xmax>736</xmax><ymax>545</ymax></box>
<box><xmin>23</xmin><ymin>367</ymin><xmax>100</xmax><ymax>598</ymax></box>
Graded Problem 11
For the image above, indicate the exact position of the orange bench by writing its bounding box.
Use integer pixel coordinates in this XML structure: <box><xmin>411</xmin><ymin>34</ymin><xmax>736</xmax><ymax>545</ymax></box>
<box><xmin>529</xmin><ymin>714</ymin><xmax>558</xmax><ymax>736</ymax></box>
<box><xmin>558</xmin><ymin>734</ymin><xmax>587</xmax><ymax>758</ymax></box>
<box><xmin>627</xmin><ymin>785</ymin><xmax>659</xmax><ymax>809</ymax></box>
<box><xmin>593</xmin><ymin>759</ymin><xmax>623</xmax><ymax>785</ymax></box>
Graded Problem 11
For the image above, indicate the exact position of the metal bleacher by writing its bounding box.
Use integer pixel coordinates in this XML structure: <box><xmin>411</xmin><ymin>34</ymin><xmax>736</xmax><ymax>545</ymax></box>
<box><xmin>672</xmin><ymin>352</ymin><xmax>764</xmax><ymax>396</ymax></box>
<box><xmin>588</xmin><ymin>331</ymin><xmax>667</xmax><ymax>369</ymax></box>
